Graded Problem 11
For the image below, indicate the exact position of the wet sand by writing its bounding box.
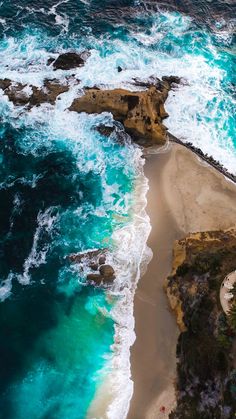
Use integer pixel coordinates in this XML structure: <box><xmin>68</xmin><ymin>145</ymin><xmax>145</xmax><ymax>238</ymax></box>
<box><xmin>128</xmin><ymin>143</ymin><xmax>236</xmax><ymax>419</ymax></box>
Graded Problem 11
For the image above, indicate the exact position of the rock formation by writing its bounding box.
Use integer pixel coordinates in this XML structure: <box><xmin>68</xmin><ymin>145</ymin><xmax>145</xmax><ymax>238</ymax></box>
<box><xmin>166</xmin><ymin>230</ymin><xmax>236</xmax><ymax>418</ymax></box>
<box><xmin>0</xmin><ymin>72</ymin><xmax>179</xmax><ymax>145</ymax></box>
<box><xmin>70</xmin><ymin>77</ymin><xmax>179</xmax><ymax>145</ymax></box>
<box><xmin>48</xmin><ymin>51</ymin><xmax>90</xmax><ymax>70</ymax></box>
<box><xmin>68</xmin><ymin>248</ymin><xmax>115</xmax><ymax>285</ymax></box>
<box><xmin>0</xmin><ymin>78</ymin><xmax>70</xmax><ymax>106</ymax></box>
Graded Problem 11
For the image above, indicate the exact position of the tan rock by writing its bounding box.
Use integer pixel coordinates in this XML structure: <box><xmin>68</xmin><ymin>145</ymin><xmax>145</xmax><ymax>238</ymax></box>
<box><xmin>69</xmin><ymin>81</ymin><xmax>173</xmax><ymax>145</ymax></box>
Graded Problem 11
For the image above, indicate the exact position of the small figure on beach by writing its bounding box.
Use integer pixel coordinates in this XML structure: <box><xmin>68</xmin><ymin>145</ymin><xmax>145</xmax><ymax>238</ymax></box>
<box><xmin>160</xmin><ymin>405</ymin><xmax>166</xmax><ymax>414</ymax></box>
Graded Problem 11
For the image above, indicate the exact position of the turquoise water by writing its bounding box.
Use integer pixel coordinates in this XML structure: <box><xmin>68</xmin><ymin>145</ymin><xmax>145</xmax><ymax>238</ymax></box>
<box><xmin>0</xmin><ymin>1</ymin><xmax>235</xmax><ymax>418</ymax></box>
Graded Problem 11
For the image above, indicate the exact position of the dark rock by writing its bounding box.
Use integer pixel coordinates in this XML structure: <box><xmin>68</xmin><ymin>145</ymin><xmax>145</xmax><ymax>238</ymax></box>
<box><xmin>0</xmin><ymin>78</ymin><xmax>70</xmax><ymax>107</ymax></box>
<box><xmin>96</xmin><ymin>125</ymin><xmax>115</xmax><ymax>137</ymax></box>
<box><xmin>52</xmin><ymin>52</ymin><xmax>90</xmax><ymax>70</ymax></box>
<box><xmin>29</xmin><ymin>80</ymin><xmax>69</xmax><ymax>106</ymax></box>
<box><xmin>98</xmin><ymin>255</ymin><xmax>106</xmax><ymax>265</ymax></box>
<box><xmin>132</xmin><ymin>76</ymin><xmax>163</xmax><ymax>90</ymax></box>
<box><xmin>68</xmin><ymin>248</ymin><xmax>108</xmax><ymax>263</ymax></box>
<box><xmin>162</xmin><ymin>76</ymin><xmax>181</xmax><ymax>85</ymax></box>
<box><xmin>4</xmin><ymin>82</ymin><xmax>28</xmax><ymax>106</ymax></box>
<box><xmin>47</xmin><ymin>57</ymin><xmax>55</xmax><ymax>66</ymax></box>
<box><xmin>87</xmin><ymin>273</ymin><xmax>104</xmax><ymax>284</ymax></box>
<box><xmin>118</xmin><ymin>66</ymin><xmax>122</xmax><ymax>72</ymax></box>
<box><xmin>89</xmin><ymin>262</ymin><xmax>99</xmax><ymax>271</ymax></box>
<box><xmin>0</xmin><ymin>78</ymin><xmax>11</xmax><ymax>91</ymax></box>
<box><xmin>99</xmin><ymin>264</ymin><xmax>115</xmax><ymax>281</ymax></box>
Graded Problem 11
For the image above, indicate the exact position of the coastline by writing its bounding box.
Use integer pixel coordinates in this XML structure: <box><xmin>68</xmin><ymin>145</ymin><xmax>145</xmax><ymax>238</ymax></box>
<box><xmin>87</xmin><ymin>146</ymin><xmax>152</xmax><ymax>419</ymax></box>
<box><xmin>128</xmin><ymin>142</ymin><xmax>236</xmax><ymax>418</ymax></box>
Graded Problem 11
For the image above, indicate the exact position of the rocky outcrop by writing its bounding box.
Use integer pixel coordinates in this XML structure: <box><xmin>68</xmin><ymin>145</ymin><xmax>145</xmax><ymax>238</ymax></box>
<box><xmin>166</xmin><ymin>230</ymin><xmax>236</xmax><ymax>418</ymax></box>
<box><xmin>69</xmin><ymin>77</ymin><xmax>179</xmax><ymax>145</ymax></box>
<box><xmin>99</xmin><ymin>264</ymin><xmax>115</xmax><ymax>280</ymax></box>
<box><xmin>0</xmin><ymin>73</ymin><xmax>179</xmax><ymax>146</ymax></box>
<box><xmin>68</xmin><ymin>248</ymin><xmax>115</xmax><ymax>285</ymax></box>
<box><xmin>68</xmin><ymin>248</ymin><xmax>108</xmax><ymax>263</ymax></box>
<box><xmin>48</xmin><ymin>51</ymin><xmax>90</xmax><ymax>70</ymax></box>
<box><xmin>0</xmin><ymin>78</ymin><xmax>70</xmax><ymax>106</ymax></box>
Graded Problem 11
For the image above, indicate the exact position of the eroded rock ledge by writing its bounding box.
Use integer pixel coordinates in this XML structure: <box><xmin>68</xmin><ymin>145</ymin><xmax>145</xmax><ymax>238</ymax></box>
<box><xmin>166</xmin><ymin>230</ymin><xmax>236</xmax><ymax>418</ymax></box>
<box><xmin>69</xmin><ymin>77</ymin><xmax>179</xmax><ymax>145</ymax></box>
<box><xmin>0</xmin><ymin>74</ymin><xmax>180</xmax><ymax>145</ymax></box>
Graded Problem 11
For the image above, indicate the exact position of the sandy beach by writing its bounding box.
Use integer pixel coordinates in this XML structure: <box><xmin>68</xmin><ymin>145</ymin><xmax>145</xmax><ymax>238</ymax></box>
<box><xmin>128</xmin><ymin>142</ymin><xmax>236</xmax><ymax>419</ymax></box>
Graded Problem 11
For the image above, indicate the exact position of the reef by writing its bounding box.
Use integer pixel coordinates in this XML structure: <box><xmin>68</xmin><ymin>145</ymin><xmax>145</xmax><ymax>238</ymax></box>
<box><xmin>166</xmin><ymin>229</ymin><xmax>236</xmax><ymax>418</ymax></box>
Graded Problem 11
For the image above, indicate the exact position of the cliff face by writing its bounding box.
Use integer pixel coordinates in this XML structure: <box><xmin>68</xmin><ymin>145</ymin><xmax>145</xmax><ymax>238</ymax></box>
<box><xmin>166</xmin><ymin>230</ymin><xmax>236</xmax><ymax>419</ymax></box>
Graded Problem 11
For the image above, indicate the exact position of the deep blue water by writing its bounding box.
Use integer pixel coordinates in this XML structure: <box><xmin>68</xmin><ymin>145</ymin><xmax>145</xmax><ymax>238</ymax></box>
<box><xmin>0</xmin><ymin>1</ymin><xmax>235</xmax><ymax>418</ymax></box>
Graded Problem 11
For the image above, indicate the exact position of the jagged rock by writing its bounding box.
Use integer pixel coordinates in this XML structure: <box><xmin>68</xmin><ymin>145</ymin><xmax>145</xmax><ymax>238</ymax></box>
<box><xmin>50</xmin><ymin>51</ymin><xmax>90</xmax><ymax>70</ymax></box>
<box><xmin>0</xmin><ymin>73</ymin><xmax>178</xmax><ymax>147</ymax></box>
<box><xmin>0</xmin><ymin>78</ymin><xmax>69</xmax><ymax>106</ymax></box>
<box><xmin>69</xmin><ymin>78</ymin><xmax>174</xmax><ymax>145</ymax></box>
<box><xmin>162</xmin><ymin>75</ymin><xmax>181</xmax><ymax>85</ymax></box>
<box><xmin>118</xmin><ymin>66</ymin><xmax>122</xmax><ymax>72</ymax></box>
<box><xmin>68</xmin><ymin>248</ymin><xmax>108</xmax><ymax>263</ymax></box>
<box><xmin>99</xmin><ymin>264</ymin><xmax>115</xmax><ymax>281</ymax></box>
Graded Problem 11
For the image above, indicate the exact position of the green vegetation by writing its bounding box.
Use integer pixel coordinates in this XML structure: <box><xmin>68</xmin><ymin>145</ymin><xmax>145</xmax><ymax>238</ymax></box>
<box><xmin>167</xmin><ymin>231</ymin><xmax>236</xmax><ymax>418</ymax></box>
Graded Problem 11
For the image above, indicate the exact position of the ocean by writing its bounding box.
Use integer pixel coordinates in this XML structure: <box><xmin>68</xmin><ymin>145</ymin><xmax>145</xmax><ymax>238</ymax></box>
<box><xmin>0</xmin><ymin>1</ymin><xmax>235</xmax><ymax>418</ymax></box>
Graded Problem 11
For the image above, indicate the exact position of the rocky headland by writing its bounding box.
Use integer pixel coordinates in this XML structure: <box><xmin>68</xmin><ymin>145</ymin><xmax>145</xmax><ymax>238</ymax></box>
<box><xmin>166</xmin><ymin>230</ymin><xmax>236</xmax><ymax>418</ymax></box>
<box><xmin>0</xmin><ymin>65</ymin><xmax>179</xmax><ymax>146</ymax></box>
<box><xmin>1</xmin><ymin>60</ymin><xmax>235</xmax><ymax>183</ymax></box>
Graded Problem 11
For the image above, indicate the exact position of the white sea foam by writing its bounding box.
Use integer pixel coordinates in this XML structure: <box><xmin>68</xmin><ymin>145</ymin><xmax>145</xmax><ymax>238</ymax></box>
<box><xmin>0</xmin><ymin>273</ymin><xmax>14</xmax><ymax>302</ymax></box>
<box><xmin>0</xmin><ymin>10</ymin><xmax>234</xmax><ymax>178</ymax></box>
<box><xmin>87</xmin><ymin>146</ymin><xmax>152</xmax><ymax>419</ymax></box>
<box><xmin>18</xmin><ymin>207</ymin><xmax>58</xmax><ymax>285</ymax></box>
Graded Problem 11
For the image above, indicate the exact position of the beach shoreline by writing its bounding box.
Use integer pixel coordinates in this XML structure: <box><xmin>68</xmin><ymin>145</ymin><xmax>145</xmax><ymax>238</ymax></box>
<box><xmin>128</xmin><ymin>142</ymin><xmax>236</xmax><ymax>419</ymax></box>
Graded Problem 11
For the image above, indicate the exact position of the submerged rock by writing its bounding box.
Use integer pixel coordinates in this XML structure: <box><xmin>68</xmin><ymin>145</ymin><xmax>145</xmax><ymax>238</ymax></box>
<box><xmin>68</xmin><ymin>248</ymin><xmax>108</xmax><ymax>263</ymax></box>
<box><xmin>96</xmin><ymin>125</ymin><xmax>115</xmax><ymax>137</ymax></box>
